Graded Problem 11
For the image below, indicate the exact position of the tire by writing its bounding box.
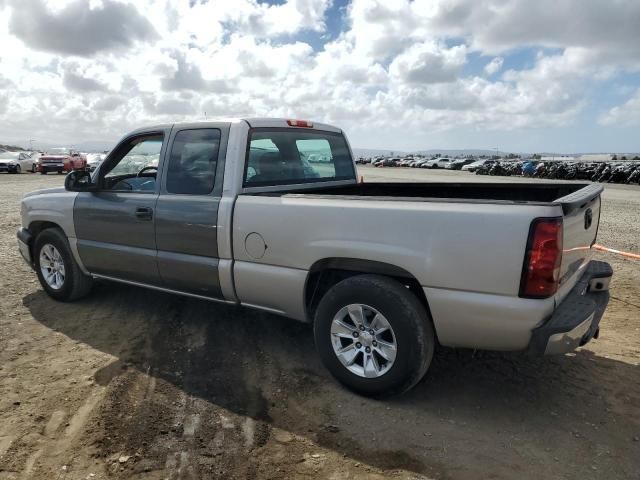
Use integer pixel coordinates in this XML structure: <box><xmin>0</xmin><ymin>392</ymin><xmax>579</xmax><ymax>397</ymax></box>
<box><xmin>58</xmin><ymin>170</ymin><xmax>64</xmax><ymax>174</ymax></box>
<box><xmin>40</xmin><ymin>171</ymin><xmax>47</xmax><ymax>175</ymax></box>
<box><xmin>31</xmin><ymin>164</ymin><xmax>36</xmax><ymax>173</ymax></box>
<box><xmin>314</xmin><ymin>274</ymin><xmax>435</xmax><ymax>397</ymax></box>
<box><xmin>34</xmin><ymin>228</ymin><xmax>93</xmax><ymax>302</ymax></box>
<box><xmin>15</xmin><ymin>165</ymin><xmax>21</xmax><ymax>174</ymax></box>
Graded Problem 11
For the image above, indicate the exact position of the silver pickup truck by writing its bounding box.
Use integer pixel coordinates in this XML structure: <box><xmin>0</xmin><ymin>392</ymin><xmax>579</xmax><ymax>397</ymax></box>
<box><xmin>17</xmin><ymin>118</ymin><xmax>613</xmax><ymax>396</ymax></box>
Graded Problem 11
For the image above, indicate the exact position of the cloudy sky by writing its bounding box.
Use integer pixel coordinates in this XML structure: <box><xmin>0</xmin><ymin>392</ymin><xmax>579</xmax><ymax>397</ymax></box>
<box><xmin>1</xmin><ymin>0</ymin><xmax>639</xmax><ymax>153</ymax></box>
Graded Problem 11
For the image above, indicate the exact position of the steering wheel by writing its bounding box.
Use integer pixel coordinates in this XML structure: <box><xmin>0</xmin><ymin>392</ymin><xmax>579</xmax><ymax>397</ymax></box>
<box><xmin>137</xmin><ymin>165</ymin><xmax>158</xmax><ymax>177</ymax></box>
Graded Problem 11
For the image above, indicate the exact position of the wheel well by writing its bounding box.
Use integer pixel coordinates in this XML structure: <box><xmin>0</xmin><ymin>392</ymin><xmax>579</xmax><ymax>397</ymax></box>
<box><xmin>29</xmin><ymin>221</ymin><xmax>63</xmax><ymax>239</ymax></box>
<box><xmin>27</xmin><ymin>221</ymin><xmax>63</xmax><ymax>256</ymax></box>
<box><xmin>304</xmin><ymin>258</ymin><xmax>431</xmax><ymax>321</ymax></box>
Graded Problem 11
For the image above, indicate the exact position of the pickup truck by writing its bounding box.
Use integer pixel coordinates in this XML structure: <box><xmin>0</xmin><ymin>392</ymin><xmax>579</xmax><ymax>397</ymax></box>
<box><xmin>17</xmin><ymin>118</ymin><xmax>613</xmax><ymax>396</ymax></box>
<box><xmin>37</xmin><ymin>148</ymin><xmax>87</xmax><ymax>174</ymax></box>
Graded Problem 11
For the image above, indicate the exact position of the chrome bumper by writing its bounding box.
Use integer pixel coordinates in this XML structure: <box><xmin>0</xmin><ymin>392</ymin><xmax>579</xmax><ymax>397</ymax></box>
<box><xmin>528</xmin><ymin>260</ymin><xmax>613</xmax><ymax>356</ymax></box>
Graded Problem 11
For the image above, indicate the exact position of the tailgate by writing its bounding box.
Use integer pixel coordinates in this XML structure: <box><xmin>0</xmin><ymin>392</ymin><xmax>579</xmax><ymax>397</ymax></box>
<box><xmin>555</xmin><ymin>184</ymin><xmax>603</xmax><ymax>302</ymax></box>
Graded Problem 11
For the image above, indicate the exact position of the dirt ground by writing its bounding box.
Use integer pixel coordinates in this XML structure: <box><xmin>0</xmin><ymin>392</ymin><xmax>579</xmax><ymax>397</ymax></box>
<box><xmin>0</xmin><ymin>170</ymin><xmax>638</xmax><ymax>480</ymax></box>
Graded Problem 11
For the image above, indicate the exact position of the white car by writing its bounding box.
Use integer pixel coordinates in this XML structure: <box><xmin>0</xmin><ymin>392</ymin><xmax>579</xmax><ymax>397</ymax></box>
<box><xmin>424</xmin><ymin>158</ymin><xmax>452</xmax><ymax>169</ymax></box>
<box><xmin>0</xmin><ymin>151</ymin><xmax>35</xmax><ymax>174</ymax></box>
<box><xmin>462</xmin><ymin>159</ymin><xmax>494</xmax><ymax>172</ymax></box>
<box><xmin>85</xmin><ymin>153</ymin><xmax>107</xmax><ymax>172</ymax></box>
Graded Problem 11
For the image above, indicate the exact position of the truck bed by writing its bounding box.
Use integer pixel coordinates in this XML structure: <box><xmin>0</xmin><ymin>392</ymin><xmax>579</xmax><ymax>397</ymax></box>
<box><xmin>280</xmin><ymin>182</ymin><xmax>591</xmax><ymax>205</ymax></box>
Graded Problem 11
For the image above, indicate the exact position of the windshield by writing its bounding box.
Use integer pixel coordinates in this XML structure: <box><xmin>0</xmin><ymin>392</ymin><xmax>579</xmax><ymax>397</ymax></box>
<box><xmin>244</xmin><ymin>129</ymin><xmax>355</xmax><ymax>187</ymax></box>
<box><xmin>0</xmin><ymin>152</ymin><xmax>20</xmax><ymax>160</ymax></box>
<box><xmin>46</xmin><ymin>148</ymin><xmax>69</xmax><ymax>155</ymax></box>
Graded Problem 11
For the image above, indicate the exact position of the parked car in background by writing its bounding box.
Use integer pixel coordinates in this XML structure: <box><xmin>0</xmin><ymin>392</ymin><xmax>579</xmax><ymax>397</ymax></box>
<box><xmin>374</xmin><ymin>158</ymin><xmax>400</xmax><ymax>167</ymax></box>
<box><xmin>36</xmin><ymin>148</ymin><xmax>87</xmax><ymax>174</ymax></box>
<box><xmin>446</xmin><ymin>159</ymin><xmax>475</xmax><ymax>170</ymax></box>
<box><xmin>462</xmin><ymin>159</ymin><xmax>495</xmax><ymax>172</ymax></box>
<box><xmin>85</xmin><ymin>152</ymin><xmax>108</xmax><ymax>172</ymax></box>
<box><xmin>425</xmin><ymin>158</ymin><xmax>452</xmax><ymax>169</ymax></box>
<box><xmin>410</xmin><ymin>159</ymin><xmax>430</xmax><ymax>168</ymax></box>
<box><xmin>0</xmin><ymin>151</ymin><xmax>34</xmax><ymax>174</ymax></box>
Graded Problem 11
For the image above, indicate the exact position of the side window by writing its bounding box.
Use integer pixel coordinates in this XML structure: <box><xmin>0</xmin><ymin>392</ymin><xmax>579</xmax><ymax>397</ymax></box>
<box><xmin>103</xmin><ymin>135</ymin><xmax>163</xmax><ymax>192</ymax></box>
<box><xmin>166</xmin><ymin>129</ymin><xmax>220</xmax><ymax>195</ymax></box>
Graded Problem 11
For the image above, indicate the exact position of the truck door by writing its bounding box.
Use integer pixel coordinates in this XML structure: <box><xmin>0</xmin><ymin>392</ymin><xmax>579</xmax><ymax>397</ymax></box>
<box><xmin>154</xmin><ymin>125</ymin><xmax>229</xmax><ymax>297</ymax></box>
<box><xmin>74</xmin><ymin>130</ymin><xmax>168</xmax><ymax>285</ymax></box>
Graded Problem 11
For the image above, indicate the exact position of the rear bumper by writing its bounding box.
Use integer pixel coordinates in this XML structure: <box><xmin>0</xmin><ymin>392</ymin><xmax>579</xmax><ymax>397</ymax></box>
<box><xmin>528</xmin><ymin>260</ymin><xmax>612</xmax><ymax>355</ymax></box>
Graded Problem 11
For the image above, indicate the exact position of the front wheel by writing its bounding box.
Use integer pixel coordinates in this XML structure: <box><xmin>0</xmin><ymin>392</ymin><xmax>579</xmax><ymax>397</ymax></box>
<box><xmin>34</xmin><ymin>228</ymin><xmax>93</xmax><ymax>301</ymax></box>
<box><xmin>314</xmin><ymin>274</ymin><xmax>435</xmax><ymax>397</ymax></box>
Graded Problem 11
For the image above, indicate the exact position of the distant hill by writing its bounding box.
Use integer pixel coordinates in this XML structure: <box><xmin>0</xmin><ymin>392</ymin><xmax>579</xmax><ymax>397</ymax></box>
<box><xmin>412</xmin><ymin>149</ymin><xmax>509</xmax><ymax>157</ymax></box>
<box><xmin>0</xmin><ymin>144</ymin><xmax>25</xmax><ymax>151</ymax></box>
<box><xmin>0</xmin><ymin>139</ymin><xmax>116</xmax><ymax>153</ymax></box>
<box><xmin>74</xmin><ymin>140</ymin><xmax>117</xmax><ymax>153</ymax></box>
<box><xmin>352</xmin><ymin>148</ymin><xmax>406</xmax><ymax>158</ymax></box>
<box><xmin>355</xmin><ymin>148</ymin><xmax>528</xmax><ymax>158</ymax></box>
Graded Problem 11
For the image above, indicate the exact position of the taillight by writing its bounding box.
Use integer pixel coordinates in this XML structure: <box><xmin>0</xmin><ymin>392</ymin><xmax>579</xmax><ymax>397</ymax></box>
<box><xmin>519</xmin><ymin>218</ymin><xmax>563</xmax><ymax>298</ymax></box>
<box><xmin>286</xmin><ymin>119</ymin><xmax>313</xmax><ymax>128</ymax></box>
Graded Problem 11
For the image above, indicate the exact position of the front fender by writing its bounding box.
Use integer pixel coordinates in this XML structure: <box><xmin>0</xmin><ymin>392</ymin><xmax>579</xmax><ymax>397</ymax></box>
<box><xmin>22</xmin><ymin>190</ymin><xmax>78</xmax><ymax>238</ymax></box>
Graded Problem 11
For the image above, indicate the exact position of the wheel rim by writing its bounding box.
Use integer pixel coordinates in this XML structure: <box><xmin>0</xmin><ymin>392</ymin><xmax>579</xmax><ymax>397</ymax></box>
<box><xmin>330</xmin><ymin>304</ymin><xmax>397</xmax><ymax>378</ymax></box>
<box><xmin>39</xmin><ymin>244</ymin><xmax>66</xmax><ymax>290</ymax></box>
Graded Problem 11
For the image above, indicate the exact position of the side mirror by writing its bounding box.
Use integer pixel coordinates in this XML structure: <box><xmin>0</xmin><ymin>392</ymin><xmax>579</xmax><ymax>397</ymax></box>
<box><xmin>64</xmin><ymin>169</ymin><xmax>96</xmax><ymax>192</ymax></box>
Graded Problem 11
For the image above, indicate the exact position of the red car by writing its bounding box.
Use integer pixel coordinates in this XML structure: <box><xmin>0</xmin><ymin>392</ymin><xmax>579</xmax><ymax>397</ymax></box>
<box><xmin>37</xmin><ymin>148</ymin><xmax>87</xmax><ymax>174</ymax></box>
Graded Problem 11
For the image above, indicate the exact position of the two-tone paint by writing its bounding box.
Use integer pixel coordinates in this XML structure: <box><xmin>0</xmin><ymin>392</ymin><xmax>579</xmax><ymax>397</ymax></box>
<box><xmin>19</xmin><ymin>118</ymin><xmax>604</xmax><ymax>353</ymax></box>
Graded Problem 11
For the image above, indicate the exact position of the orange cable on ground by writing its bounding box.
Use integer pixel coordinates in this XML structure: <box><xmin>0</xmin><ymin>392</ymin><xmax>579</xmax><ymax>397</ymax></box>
<box><xmin>593</xmin><ymin>244</ymin><xmax>640</xmax><ymax>260</ymax></box>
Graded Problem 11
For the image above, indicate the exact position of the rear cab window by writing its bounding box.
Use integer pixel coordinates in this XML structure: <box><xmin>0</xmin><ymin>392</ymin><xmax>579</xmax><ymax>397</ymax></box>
<box><xmin>244</xmin><ymin>128</ymin><xmax>355</xmax><ymax>187</ymax></box>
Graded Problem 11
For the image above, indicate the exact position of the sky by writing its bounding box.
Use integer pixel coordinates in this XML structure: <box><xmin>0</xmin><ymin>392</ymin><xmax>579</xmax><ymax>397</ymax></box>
<box><xmin>0</xmin><ymin>0</ymin><xmax>639</xmax><ymax>153</ymax></box>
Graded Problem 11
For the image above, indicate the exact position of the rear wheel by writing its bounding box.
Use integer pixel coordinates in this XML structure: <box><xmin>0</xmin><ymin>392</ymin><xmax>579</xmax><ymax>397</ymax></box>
<box><xmin>31</xmin><ymin>164</ymin><xmax>36</xmax><ymax>173</ymax></box>
<box><xmin>314</xmin><ymin>274</ymin><xmax>435</xmax><ymax>397</ymax></box>
<box><xmin>15</xmin><ymin>165</ymin><xmax>21</xmax><ymax>174</ymax></box>
<box><xmin>40</xmin><ymin>171</ymin><xmax>47</xmax><ymax>175</ymax></box>
<box><xmin>34</xmin><ymin>228</ymin><xmax>92</xmax><ymax>301</ymax></box>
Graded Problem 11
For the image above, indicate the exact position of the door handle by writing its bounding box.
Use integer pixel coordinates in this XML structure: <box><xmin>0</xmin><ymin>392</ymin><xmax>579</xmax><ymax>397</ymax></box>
<box><xmin>135</xmin><ymin>207</ymin><xmax>153</xmax><ymax>220</ymax></box>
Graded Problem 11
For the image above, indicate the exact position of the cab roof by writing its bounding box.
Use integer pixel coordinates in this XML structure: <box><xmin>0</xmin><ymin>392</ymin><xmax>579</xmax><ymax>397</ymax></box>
<box><xmin>129</xmin><ymin>118</ymin><xmax>342</xmax><ymax>136</ymax></box>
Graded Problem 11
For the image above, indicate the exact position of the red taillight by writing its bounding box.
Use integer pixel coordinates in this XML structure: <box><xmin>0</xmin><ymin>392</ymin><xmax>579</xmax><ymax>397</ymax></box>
<box><xmin>520</xmin><ymin>218</ymin><xmax>563</xmax><ymax>298</ymax></box>
<box><xmin>286</xmin><ymin>119</ymin><xmax>313</xmax><ymax>128</ymax></box>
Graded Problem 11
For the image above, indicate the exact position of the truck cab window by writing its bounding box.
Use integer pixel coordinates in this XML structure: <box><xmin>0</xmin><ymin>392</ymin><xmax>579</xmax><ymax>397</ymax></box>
<box><xmin>102</xmin><ymin>135</ymin><xmax>163</xmax><ymax>192</ymax></box>
<box><xmin>166</xmin><ymin>129</ymin><xmax>220</xmax><ymax>195</ymax></box>
<box><xmin>244</xmin><ymin>129</ymin><xmax>354</xmax><ymax>187</ymax></box>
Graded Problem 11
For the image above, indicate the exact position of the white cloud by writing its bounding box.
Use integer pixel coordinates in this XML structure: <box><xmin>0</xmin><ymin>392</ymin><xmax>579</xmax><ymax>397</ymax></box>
<box><xmin>8</xmin><ymin>0</ymin><xmax>158</xmax><ymax>56</ymax></box>
<box><xmin>389</xmin><ymin>42</ymin><xmax>467</xmax><ymax>84</ymax></box>
<box><xmin>599</xmin><ymin>89</ymin><xmax>640</xmax><ymax>126</ymax></box>
<box><xmin>484</xmin><ymin>57</ymin><xmax>503</xmax><ymax>75</ymax></box>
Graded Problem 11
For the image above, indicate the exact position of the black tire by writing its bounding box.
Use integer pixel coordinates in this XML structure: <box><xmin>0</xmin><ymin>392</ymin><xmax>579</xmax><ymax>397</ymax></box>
<box><xmin>57</xmin><ymin>170</ymin><xmax>64</xmax><ymax>174</ymax></box>
<box><xmin>32</xmin><ymin>164</ymin><xmax>36</xmax><ymax>173</ymax></box>
<box><xmin>34</xmin><ymin>228</ymin><xmax>93</xmax><ymax>302</ymax></box>
<box><xmin>314</xmin><ymin>274</ymin><xmax>435</xmax><ymax>397</ymax></box>
<box><xmin>15</xmin><ymin>165</ymin><xmax>21</xmax><ymax>174</ymax></box>
<box><xmin>40</xmin><ymin>171</ymin><xmax>47</xmax><ymax>175</ymax></box>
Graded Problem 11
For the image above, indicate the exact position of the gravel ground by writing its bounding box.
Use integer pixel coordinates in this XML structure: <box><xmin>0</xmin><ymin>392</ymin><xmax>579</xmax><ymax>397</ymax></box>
<box><xmin>0</xmin><ymin>171</ymin><xmax>638</xmax><ymax>480</ymax></box>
